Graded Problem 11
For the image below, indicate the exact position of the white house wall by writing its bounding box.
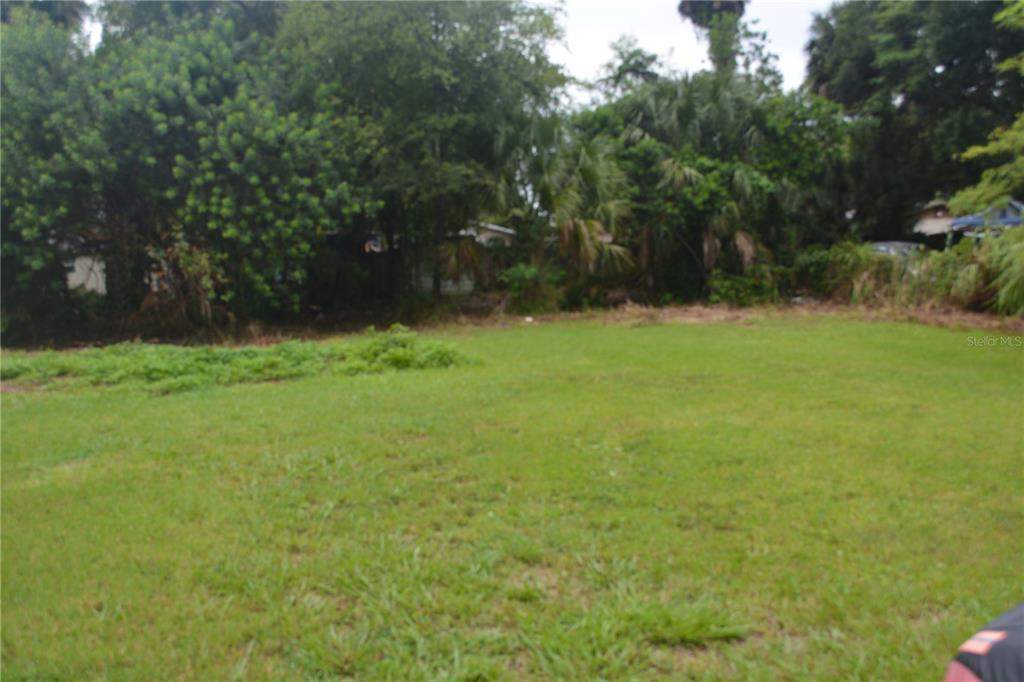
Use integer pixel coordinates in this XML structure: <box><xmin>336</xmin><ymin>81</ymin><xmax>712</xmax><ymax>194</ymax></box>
<box><xmin>66</xmin><ymin>256</ymin><xmax>107</xmax><ymax>295</ymax></box>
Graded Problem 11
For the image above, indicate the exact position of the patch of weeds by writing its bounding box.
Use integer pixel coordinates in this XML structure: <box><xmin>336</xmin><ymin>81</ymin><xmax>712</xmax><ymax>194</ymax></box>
<box><xmin>0</xmin><ymin>325</ymin><xmax>468</xmax><ymax>394</ymax></box>
<box><xmin>350</xmin><ymin>325</ymin><xmax>466</xmax><ymax>371</ymax></box>
<box><xmin>624</xmin><ymin>601</ymin><xmax>749</xmax><ymax>647</ymax></box>
<box><xmin>149</xmin><ymin>374</ymin><xmax>212</xmax><ymax>395</ymax></box>
<box><xmin>450</xmin><ymin>656</ymin><xmax>507</xmax><ymax>682</ymax></box>
<box><xmin>582</xmin><ymin>556</ymin><xmax>638</xmax><ymax>590</ymax></box>
<box><xmin>293</xmin><ymin>625</ymin><xmax>366</xmax><ymax>679</ymax></box>
<box><xmin>508</xmin><ymin>585</ymin><xmax>544</xmax><ymax>603</ymax></box>
<box><xmin>503</xmin><ymin>535</ymin><xmax>544</xmax><ymax>566</ymax></box>
<box><xmin>519</xmin><ymin>598</ymin><xmax>747</xmax><ymax>677</ymax></box>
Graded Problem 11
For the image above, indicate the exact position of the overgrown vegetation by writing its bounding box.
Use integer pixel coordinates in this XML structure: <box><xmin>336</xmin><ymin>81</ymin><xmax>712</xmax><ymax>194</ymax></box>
<box><xmin>499</xmin><ymin>264</ymin><xmax>563</xmax><ymax>314</ymax></box>
<box><xmin>0</xmin><ymin>325</ymin><xmax>467</xmax><ymax>393</ymax></box>
<box><xmin>706</xmin><ymin>228</ymin><xmax>1024</xmax><ymax>316</ymax></box>
<box><xmin>3</xmin><ymin>1</ymin><xmax>1021</xmax><ymax>343</ymax></box>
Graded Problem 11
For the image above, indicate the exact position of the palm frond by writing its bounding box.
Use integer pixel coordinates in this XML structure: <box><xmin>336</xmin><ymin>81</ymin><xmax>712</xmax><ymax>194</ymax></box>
<box><xmin>659</xmin><ymin>158</ymin><xmax>703</xmax><ymax>189</ymax></box>
<box><xmin>597</xmin><ymin>242</ymin><xmax>635</xmax><ymax>276</ymax></box>
<box><xmin>702</xmin><ymin>230</ymin><xmax>721</xmax><ymax>272</ymax></box>
<box><xmin>733</xmin><ymin>230</ymin><xmax>757</xmax><ymax>272</ymax></box>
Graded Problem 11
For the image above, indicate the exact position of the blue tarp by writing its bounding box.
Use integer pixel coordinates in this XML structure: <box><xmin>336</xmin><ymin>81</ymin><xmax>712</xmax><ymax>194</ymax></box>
<box><xmin>951</xmin><ymin>200</ymin><xmax>1023</xmax><ymax>230</ymax></box>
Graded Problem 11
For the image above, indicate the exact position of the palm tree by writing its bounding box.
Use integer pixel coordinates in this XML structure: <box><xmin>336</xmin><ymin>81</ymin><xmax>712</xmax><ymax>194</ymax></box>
<box><xmin>549</xmin><ymin>135</ymin><xmax>632</xmax><ymax>281</ymax></box>
<box><xmin>497</xmin><ymin>117</ymin><xmax>633</xmax><ymax>284</ymax></box>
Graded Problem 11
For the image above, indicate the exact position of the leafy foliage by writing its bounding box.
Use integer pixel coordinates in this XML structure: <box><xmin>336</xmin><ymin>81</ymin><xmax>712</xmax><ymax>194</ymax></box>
<box><xmin>499</xmin><ymin>263</ymin><xmax>562</xmax><ymax>313</ymax></box>
<box><xmin>708</xmin><ymin>266</ymin><xmax>784</xmax><ymax>306</ymax></box>
<box><xmin>279</xmin><ymin>1</ymin><xmax>563</xmax><ymax>299</ymax></box>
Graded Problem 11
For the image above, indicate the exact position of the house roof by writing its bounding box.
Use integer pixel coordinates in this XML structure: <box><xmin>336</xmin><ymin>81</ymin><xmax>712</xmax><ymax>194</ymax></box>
<box><xmin>951</xmin><ymin>200</ymin><xmax>1023</xmax><ymax>230</ymax></box>
<box><xmin>472</xmin><ymin>222</ymin><xmax>515</xmax><ymax>236</ymax></box>
<box><xmin>457</xmin><ymin>222</ymin><xmax>516</xmax><ymax>243</ymax></box>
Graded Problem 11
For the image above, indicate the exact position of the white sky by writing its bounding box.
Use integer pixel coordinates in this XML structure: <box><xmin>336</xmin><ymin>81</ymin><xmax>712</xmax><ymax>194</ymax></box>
<box><xmin>546</xmin><ymin>0</ymin><xmax>834</xmax><ymax>102</ymax></box>
<box><xmin>85</xmin><ymin>0</ymin><xmax>833</xmax><ymax>98</ymax></box>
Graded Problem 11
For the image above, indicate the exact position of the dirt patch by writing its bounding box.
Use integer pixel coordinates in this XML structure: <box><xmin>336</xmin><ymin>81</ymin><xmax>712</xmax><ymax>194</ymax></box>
<box><xmin>776</xmin><ymin>301</ymin><xmax>1024</xmax><ymax>333</ymax></box>
<box><xmin>0</xmin><ymin>383</ymin><xmax>36</xmax><ymax>394</ymax></box>
<box><xmin>512</xmin><ymin>565</ymin><xmax>561</xmax><ymax>594</ymax></box>
<box><xmin>423</xmin><ymin>302</ymin><xmax>760</xmax><ymax>333</ymax></box>
<box><xmin>657</xmin><ymin>644</ymin><xmax>727</xmax><ymax>676</ymax></box>
<box><xmin>613</xmin><ymin>302</ymin><xmax>758</xmax><ymax>326</ymax></box>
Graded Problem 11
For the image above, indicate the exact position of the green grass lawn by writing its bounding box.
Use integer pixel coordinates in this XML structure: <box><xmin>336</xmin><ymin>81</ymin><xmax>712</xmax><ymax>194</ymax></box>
<box><xmin>2</xmin><ymin>314</ymin><xmax>1022</xmax><ymax>680</ymax></box>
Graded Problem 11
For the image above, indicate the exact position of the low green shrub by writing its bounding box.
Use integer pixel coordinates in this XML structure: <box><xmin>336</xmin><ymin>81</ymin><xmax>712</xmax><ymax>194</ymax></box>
<box><xmin>0</xmin><ymin>325</ymin><xmax>468</xmax><ymax>394</ymax></box>
<box><xmin>709</xmin><ymin>265</ymin><xmax>785</xmax><ymax>306</ymax></box>
<box><xmin>791</xmin><ymin>242</ymin><xmax>895</xmax><ymax>301</ymax></box>
<box><xmin>499</xmin><ymin>264</ymin><xmax>562</xmax><ymax>313</ymax></box>
<box><xmin>352</xmin><ymin>325</ymin><xmax>464</xmax><ymax>371</ymax></box>
<box><xmin>790</xmin><ymin>245</ymin><xmax>833</xmax><ymax>296</ymax></box>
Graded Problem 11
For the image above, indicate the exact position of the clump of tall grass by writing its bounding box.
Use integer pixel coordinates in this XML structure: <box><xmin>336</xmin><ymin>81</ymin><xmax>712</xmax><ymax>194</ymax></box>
<box><xmin>0</xmin><ymin>325</ymin><xmax>467</xmax><ymax>394</ymax></box>
<box><xmin>988</xmin><ymin>227</ymin><xmax>1024</xmax><ymax>315</ymax></box>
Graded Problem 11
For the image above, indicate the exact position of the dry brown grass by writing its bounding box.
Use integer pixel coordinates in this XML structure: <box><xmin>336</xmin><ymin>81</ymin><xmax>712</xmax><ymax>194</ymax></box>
<box><xmin>18</xmin><ymin>300</ymin><xmax>1020</xmax><ymax>351</ymax></box>
<box><xmin>424</xmin><ymin>301</ymin><xmax>1024</xmax><ymax>335</ymax></box>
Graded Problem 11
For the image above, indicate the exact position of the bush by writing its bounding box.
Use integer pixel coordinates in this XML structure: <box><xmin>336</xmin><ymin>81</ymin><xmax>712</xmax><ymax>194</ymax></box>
<box><xmin>353</xmin><ymin>324</ymin><xmax>464</xmax><ymax>371</ymax></box>
<box><xmin>498</xmin><ymin>264</ymin><xmax>562</xmax><ymax>313</ymax></box>
<box><xmin>792</xmin><ymin>243</ymin><xmax>897</xmax><ymax>302</ymax></box>
<box><xmin>708</xmin><ymin>266</ymin><xmax>784</xmax><ymax>306</ymax></box>
<box><xmin>790</xmin><ymin>245</ymin><xmax>833</xmax><ymax>297</ymax></box>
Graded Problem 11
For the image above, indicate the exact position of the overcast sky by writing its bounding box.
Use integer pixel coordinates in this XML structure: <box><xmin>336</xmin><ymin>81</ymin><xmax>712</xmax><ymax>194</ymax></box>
<box><xmin>546</xmin><ymin>0</ymin><xmax>834</xmax><ymax>102</ymax></box>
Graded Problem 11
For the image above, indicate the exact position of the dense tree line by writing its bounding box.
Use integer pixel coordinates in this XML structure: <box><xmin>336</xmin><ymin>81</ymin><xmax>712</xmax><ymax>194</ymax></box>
<box><xmin>2</xmin><ymin>0</ymin><xmax>1021</xmax><ymax>342</ymax></box>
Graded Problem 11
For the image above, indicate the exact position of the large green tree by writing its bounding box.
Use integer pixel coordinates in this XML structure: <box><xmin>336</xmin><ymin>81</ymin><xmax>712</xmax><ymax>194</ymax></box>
<box><xmin>806</xmin><ymin>0</ymin><xmax>1024</xmax><ymax>237</ymax></box>
<box><xmin>83</xmin><ymin>13</ymin><xmax>373</xmax><ymax>318</ymax></box>
<box><xmin>2</xmin><ymin>5</ymin><xmax>375</xmax><ymax>336</ymax></box>
<box><xmin>278</xmin><ymin>1</ymin><xmax>564</xmax><ymax>299</ymax></box>
<box><xmin>950</xmin><ymin>0</ymin><xmax>1024</xmax><ymax>213</ymax></box>
<box><xmin>0</xmin><ymin>8</ymin><xmax>93</xmax><ymax>338</ymax></box>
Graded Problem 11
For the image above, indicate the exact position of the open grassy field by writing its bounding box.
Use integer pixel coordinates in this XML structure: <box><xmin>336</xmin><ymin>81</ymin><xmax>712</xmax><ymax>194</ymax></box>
<box><xmin>2</xmin><ymin>313</ymin><xmax>1022</xmax><ymax>680</ymax></box>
